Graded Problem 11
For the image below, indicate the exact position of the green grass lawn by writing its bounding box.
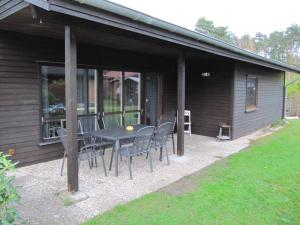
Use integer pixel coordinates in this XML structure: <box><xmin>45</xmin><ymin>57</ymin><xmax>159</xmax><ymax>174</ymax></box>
<box><xmin>83</xmin><ymin>120</ymin><xmax>300</xmax><ymax>225</ymax></box>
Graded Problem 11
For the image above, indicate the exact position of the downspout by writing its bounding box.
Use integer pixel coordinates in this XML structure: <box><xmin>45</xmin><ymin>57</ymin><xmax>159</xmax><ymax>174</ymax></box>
<box><xmin>283</xmin><ymin>72</ymin><xmax>287</xmax><ymax>118</ymax></box>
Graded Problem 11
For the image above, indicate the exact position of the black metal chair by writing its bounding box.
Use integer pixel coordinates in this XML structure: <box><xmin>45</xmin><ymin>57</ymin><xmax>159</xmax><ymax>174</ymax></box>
<box><xmin>79</xmin><ymin>114</ymin><xmax>114</xmax><ymax>153</ymax></box>
<box><xmin>78</xmin><ymin>115</ymin><xmax>100</xmax><ymax>133</ymax></box>
<box><xmin>57</xmin><ymin>127</ymin><xmax>107</xmax><ymax>176</ymax></box>
<box><xmin>158</xmin><ymin>115</ymin><xmax>176</xmax><ymax>154</ymax></box>
<box><xmin>119</xmin><ymin>126</ymin><xmax>155</xmax><ymax>179</ymax></box>
<box><xmin>153</xmin><ymin>122</ymin><xmax>174</xmax><ymax>165</ymax></box>
<box><xmin>101</xmin><ymin>112</ymin><xmax>121</xmax><ymax>129</ymax></box>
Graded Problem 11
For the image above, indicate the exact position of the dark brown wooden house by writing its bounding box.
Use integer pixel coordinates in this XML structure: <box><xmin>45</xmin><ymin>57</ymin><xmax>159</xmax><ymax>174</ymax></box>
<box><xmin>1</xmin><ymin>0</ymin><xmax>299</xmax><ymax>191</ymax></box>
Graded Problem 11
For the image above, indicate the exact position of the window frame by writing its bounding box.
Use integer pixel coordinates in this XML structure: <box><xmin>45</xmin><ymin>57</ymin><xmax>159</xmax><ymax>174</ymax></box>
<box><xmin>245</xmin><ymin>75</ymin><xmax>258</xmax><ymax>113</ymax></box>
<box><xmin>39</xmin><ymin>62</ymin><xmax>99</xmax><ymax>143</ymax></box>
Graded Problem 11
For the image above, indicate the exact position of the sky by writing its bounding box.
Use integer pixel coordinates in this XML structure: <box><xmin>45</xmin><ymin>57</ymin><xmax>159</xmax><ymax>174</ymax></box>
<box><xmin>110</xmin><ymin>0</ymin><xmax>300</xmax><ymax>37</ymax></box>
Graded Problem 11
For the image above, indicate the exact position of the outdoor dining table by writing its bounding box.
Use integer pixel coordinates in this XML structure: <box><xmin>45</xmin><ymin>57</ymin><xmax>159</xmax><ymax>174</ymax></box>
<box><xmin>90</xmin><ymin>124</ymin><xmax>146</xmax><ymax>176</ymax></box>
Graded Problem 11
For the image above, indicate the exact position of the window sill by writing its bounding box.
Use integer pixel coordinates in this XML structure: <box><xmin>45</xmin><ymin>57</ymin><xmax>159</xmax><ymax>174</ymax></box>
<box><xmin>245</xmin><ymin>106</ymin><xmax>258</xmax><ymax>113</ymax></box>
<box><xmin>39</xmin><ymin>140</ymin><xmax>61</xmax><ymax>146</ymax></box>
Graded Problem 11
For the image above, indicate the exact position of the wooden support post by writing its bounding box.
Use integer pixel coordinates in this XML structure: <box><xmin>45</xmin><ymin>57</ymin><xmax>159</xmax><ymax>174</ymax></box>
<box><xmin>65</xmin><ymin>25</ymin><xmax>78</xmax><ymax>192</ymax></box>
<box><xmin>177</xmin><ymin>55</ymin><xmax>185</xmax><ymax>156</ymax></box>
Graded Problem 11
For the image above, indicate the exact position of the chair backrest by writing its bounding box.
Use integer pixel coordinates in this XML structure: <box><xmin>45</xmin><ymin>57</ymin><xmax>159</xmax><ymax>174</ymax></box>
<box><xmin>78</xmin><ymin>115</ymin><xmax>100</xmax><ymax>134</ymax></box>
<box><xmin>133</xmin><ymin>126</ymin><xmax>155</xmax><ymax>153</ymax></box>
<box><xmin>155</xmin><ymin>122</ymin><xmax>174</xmax><ymax>146</ymax></box>
<box><xmin>184</xmin><ymin>110</ymin><xmax>191</xmax><ymax>116</ymax></box>
<box><xmin>159</xmin><ymin>111</ymin><xmax>177</xmax><ymax>127</ymax></box>
<box><xmin>60</xmin><ymin>118</ymin><xmax>83</xmax><ymax>135</ymax></box>
<box><xmin>184</xmin><ymin>110</ymin><xmax>191</xmax><ymax>123</ymax></box>
<box><xmin>56</xmin><ymin>127</ymin><xmax>68</xmax><ymax>152</ymax></box>
<box><xmin>102</xmin><ymin>113</ymin><xmax>121</xmax><ymax>129</ymax></box>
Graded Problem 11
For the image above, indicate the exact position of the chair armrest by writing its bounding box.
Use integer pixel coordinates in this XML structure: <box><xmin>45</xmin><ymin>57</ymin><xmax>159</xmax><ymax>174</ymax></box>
<box><xmin>80</xmin><ymin>144</ymin><xmax>96</xmax><ymax>152</ymax></box>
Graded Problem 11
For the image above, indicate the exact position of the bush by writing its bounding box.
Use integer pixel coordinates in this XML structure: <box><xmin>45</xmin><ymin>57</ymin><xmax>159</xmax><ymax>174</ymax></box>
<box><xmin>0</xmin><ymin>152</ymin><xmax>21</xmax><ymax>224</ymax></box>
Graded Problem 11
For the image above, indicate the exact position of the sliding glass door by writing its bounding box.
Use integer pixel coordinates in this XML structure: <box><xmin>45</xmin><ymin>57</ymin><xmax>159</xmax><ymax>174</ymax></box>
<box><xmin>102</xmin><ymin>70</ymin><xmax>141</xmax><ymax>126</ymax></box>
<box><xmin>103</xmin><ymin>70</ymin><xmax>123</xmax><ymax>126</ymax></box>
<box><xmin>123</xmin><ymin>72</ymin><xmax>141</xmax><ymax>125</ymax></box>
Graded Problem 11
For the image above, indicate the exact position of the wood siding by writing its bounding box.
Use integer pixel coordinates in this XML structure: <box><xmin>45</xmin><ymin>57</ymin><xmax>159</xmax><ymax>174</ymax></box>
<box><xmin>0</xmin><ymin>31</ymin><xmax>64</xmax><ymax>166</ymax></box>
<box><xmin>0</xmin><ymin>30</ymin><xmax>175</xmax><ymax>166</ymax></box>
<box><xmin>0</xmin><ymin>29</ymin><xmax>285</xmax><ymax>165</ymax></box>
<box><xmin>232</xmin><ymin>62</ymin><xmax>285</xmax><ymax>139</ymax></box>
<box><xmin>186</xmin><ymin>61</ymin><xmax>234</xmax><ymax>137</ymax></box>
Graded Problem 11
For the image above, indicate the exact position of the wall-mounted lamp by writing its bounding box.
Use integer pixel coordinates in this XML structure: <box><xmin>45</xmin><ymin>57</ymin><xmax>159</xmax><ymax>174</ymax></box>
<box><xmin>201</xmin><ymin>72</ymin><xmax>211</xmax><ymax>77</ymax></box>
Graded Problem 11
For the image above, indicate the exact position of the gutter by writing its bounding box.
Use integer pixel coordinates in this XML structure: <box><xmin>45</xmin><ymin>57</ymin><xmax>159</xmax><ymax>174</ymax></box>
<box><xmin>74</xmin><ymin>0</ymin><xmax>300</xmax><ymax>73</ymax></box>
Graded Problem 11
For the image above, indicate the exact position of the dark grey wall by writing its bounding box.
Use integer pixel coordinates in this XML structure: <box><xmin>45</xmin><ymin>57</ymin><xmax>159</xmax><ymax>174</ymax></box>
<box><xmin>186</xmin><ymin>61</ymin><xmax>234</xmax><ymax>137</ymax></box>
<box><xmin>0</xmin><ymin>31</ymin><xmax>65</xmax><ymax>166</ymax></box>
<box><xmin>232</xmin><ymin>62</ymin><xmax>285</xmax><ymax>139</ymax></box>
<box><xmin>0</xmin><ymin>29</ymin><xmax>286</xmax><ymax>166</ymax></box>
<box><xmin>0</xmin><ymin>30</ymin><xmax>174</xmax><ymax>166</ymax></box>
<box><xmin>162</xmin><ymin>70</ymin><xmax>177</xmax><ymax>119</ymax></box>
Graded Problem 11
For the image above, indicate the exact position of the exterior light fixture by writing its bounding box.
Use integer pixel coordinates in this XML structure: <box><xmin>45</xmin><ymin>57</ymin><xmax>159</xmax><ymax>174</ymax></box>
<box><xmin>201</xmin><ymin>72</ymin><xmax>211</xmax><ymax>77</ymax></box>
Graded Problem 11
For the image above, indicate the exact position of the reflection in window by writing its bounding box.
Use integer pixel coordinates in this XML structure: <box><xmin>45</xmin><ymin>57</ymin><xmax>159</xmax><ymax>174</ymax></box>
<box><xmin>246</xmin><ymin>76</ymin><xmax>258</xmax><ymax>112</ymax></box>
<box><xmin>103</xmin><ymin>70</ymin><xmax>122</xmax><ymax>113</ymax></box>
<box><xmin>124</xmin><ymin>72</ymin><xmax>141</xmax><ymax>125</ymax></box>
<box><xmin>41</xmin><ymin>65</ymin><xmax>97</xmax><ymax>141</ymax></box>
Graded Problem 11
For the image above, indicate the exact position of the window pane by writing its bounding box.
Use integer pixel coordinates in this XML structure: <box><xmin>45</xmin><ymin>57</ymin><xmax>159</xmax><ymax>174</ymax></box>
<box><xmin>102</xmin><ymin>114</ymin><xmax>121</xmax><ymax>129</ymax></box>
<box><xmin>123</xmin><ymin>72</ymin><xmax>141</xmax><ymax>125</ymax></box>
<box><xmin>246</xmin><ymin>77</ymin><xmax>257</xmax><ymax>107</ymax></box>
<box><xmin>103</xmin><ymin>70</ymin><xmax>122</xmax><ymax>113</ymax></box>
<box><xmin>41</xmin><ymin>66</ymin><xmax>66</xmax><ymax>140</ymax></box>
<box><xmin>124</xmin><ymin>72</ymin><xmax>141</xmax><ymax>111</ymax></box>
<box><xmin>77</xmin><ymin>69</ymin><xmax>88</xmax><ymax>115</ymax></box>
<box><xmin>41</xmin><ymin>66</ymin><xmax>97</xmax><ymax>141</ymax></box>
<box><xmin>124</xmin><ymin>112</ymin><xmax>140</xmax><ymax>126</ymax></box>
<box><xmin>89</xmin><ymin>70</ymin><xmax>97</xmax><ymax>114</ymax></box>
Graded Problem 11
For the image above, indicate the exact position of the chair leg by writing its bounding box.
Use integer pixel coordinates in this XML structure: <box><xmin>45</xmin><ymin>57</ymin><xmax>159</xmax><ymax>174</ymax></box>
<box><xmin>128</xmin><ymin>156</ymin><xmax>133</xmax><ymax>180</ymax></box>
<box><xmin>94</xmin><ymin>156</ymin><xmax>98</xmax><ymax>168</ymax></box>
<box><xmin>109</xmin><ymin>148</ymin><xmax>114</xmax><ymax>171</ymax></box>
<box><xmin>172</xmin><ymin>133</ymin><xmax>175</xmax><ymax>154</ymax></box>
<box><xmin>159</xmin><ymin>147</ymin><xmax>163</xmax><ymax>162</ymax></box>
<box><xmin>78</xmin><ymin>158</ymin><xmax>81</xmax><ymax>169</ymax></box>
<box><xmin>101</xmin><ymin>153</ymin><xmax>107</xmax><ymax>176</ymax></box>
<box><xmin>88</xmin><ymin>158</ymin><xmax>92</xmax><ymax>169</ymax></box>
<box><xmin>165</xmin><ymin>145</ymin><xmax>170</xmax><ymax>165</ymax></box>
<box><xmin>60</xmin><ymin>151</ymin><xmax>67</xmax><ymax>176</ymax></box>
<box><xmin>149</xmin><ymin>150</ymin><xmax>153</xmax><ymax>173</ymax></box>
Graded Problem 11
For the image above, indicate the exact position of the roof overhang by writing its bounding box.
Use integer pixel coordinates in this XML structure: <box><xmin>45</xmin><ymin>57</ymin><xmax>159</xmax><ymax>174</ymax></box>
<box><xmin>1</xmin><ymin>0</ymin><xmax>300</xmax><ymax>74</ymax></box>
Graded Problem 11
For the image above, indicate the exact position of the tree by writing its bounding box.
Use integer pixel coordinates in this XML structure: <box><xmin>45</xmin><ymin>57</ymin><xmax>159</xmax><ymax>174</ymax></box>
<box><xmin>239</xmin><ymin>34</ymin><xmax>256</xmax><ymax>52</ymax></box>
<box><xmin>194</xmin><ymin>17</ymin><xmax>300</xmax><ymax>67</ymax></box>
<box><xmin>195</xmin><ymin>17</ymin><xmax>237</xmax><ymax>45</ymax></box>
<box><xmin>267</xmin><ymin>31</ymin><xmax>288</xmax><ymax>62</ymax></box>
<box><xmin>254</xmin><ymin>32</ymin><xmax>268</xmax><ymax>57</ymax></box>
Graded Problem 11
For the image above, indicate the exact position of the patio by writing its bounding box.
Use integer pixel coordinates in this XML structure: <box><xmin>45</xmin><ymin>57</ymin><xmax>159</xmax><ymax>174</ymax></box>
<box><xmin>13</xmin><ymin>130</ymin><xmax>270</xmax><ymax>225</ymax></box>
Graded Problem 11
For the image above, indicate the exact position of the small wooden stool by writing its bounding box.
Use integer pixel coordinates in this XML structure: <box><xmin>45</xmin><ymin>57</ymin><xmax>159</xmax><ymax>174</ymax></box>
<box><xmin>217</xmin><ymin>122</ymin><xmax>231</xmax><ymax>141</ymax></box>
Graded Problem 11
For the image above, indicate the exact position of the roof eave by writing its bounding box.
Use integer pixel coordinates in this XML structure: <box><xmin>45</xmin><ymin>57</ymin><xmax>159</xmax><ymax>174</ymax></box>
<box><xmin>7</xmin><ymin>0</ymin><xmax>300</xmax><ymax>74</ymax></box>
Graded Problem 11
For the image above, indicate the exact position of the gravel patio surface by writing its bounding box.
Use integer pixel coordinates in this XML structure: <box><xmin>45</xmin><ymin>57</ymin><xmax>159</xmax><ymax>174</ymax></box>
<box><xmin>14</xmin><ymin>128</ymin><xmax>273</xmax><ymax>225</ymax></box>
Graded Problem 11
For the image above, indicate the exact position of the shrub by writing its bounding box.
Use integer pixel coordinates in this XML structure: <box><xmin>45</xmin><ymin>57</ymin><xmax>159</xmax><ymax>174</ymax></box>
<box><xmin>0</xmin><ymin>152</ymin><xmax>21</xmax><ymax>224</ymax></box>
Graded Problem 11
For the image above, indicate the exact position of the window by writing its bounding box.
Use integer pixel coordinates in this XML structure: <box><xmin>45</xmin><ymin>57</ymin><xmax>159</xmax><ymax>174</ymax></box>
<box><xmin>41</xmin><ymin>65</ymin><xmax>97</xmax><ymax>142</ymax></box>
<box><xmin>123</xmin><ymin>72</ymin><xmax>141</xmax><ymax>125</ymax></box>
<box><xmin>102</xmin><ymin>70</ymin><xmax>141</xmax><ymax>127</ymax></box>
<box><xmin>245</xmin><ymin>75</ymin><xmax>258</xmax><ymax>112</ymax></box>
